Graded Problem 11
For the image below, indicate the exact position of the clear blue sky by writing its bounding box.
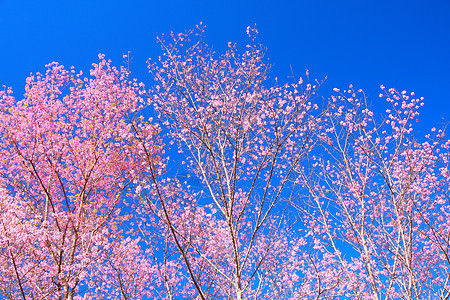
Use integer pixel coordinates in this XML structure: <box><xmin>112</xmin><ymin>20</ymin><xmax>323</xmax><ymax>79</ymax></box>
<box><xmin>1</xmin><ymin>0</ymin><xmax>449</xmax><ymax>130</ymax></box>
<box><xmin>0</xmin><ymin>2</ymin><xmax>449</xmax><ymax>297</ymax></box>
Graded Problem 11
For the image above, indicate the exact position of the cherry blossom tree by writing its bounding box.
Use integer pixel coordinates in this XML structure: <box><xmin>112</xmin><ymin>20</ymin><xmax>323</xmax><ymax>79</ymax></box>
<box><xmin>301</xmin><ymin>86</ymin><xmax>450</xmax><ymax>299</ymax></box>
<box><xmin>132</xmin><ymin>25</ymin><xmax>348</xmax><ymax>300</ymax></box>
<box><xmin>0</xmin><ymin>55</ymin><xmax>160</xmax><ymax>300</ymax></box>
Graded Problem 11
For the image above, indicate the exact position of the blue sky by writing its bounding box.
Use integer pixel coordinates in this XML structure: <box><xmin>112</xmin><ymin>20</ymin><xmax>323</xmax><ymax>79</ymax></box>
<box><xmin>0</xmin><ymin>0</ymin><xmax>449</xmax><ymax>130</ymax></box>
<box><xmin>0</xmin><ymin>1</ymin><xmax>449</xmax><ymax>297</ymax></box>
